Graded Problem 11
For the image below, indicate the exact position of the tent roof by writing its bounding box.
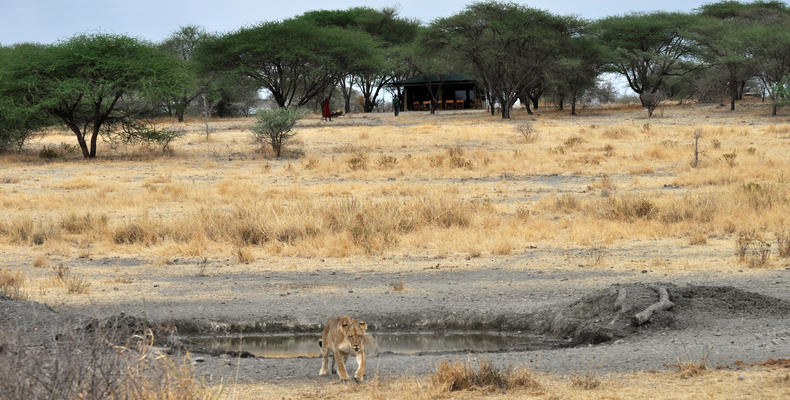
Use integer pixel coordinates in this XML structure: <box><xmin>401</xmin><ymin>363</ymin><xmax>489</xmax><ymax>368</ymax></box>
<box><xmin>393</xmin><ymin>74</ymin><xmax>475</xmax><ymax>86</ymax></box>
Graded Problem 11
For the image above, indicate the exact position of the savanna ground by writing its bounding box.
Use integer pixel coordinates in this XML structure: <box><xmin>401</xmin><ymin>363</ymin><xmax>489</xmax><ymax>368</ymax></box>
<box><xmin>1</xmin><ymin>101</ymin><xmax>790</xmax><ymax>399</ymax></box>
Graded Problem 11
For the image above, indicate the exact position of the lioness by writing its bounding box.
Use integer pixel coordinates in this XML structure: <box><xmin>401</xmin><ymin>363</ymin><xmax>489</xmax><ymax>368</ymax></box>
<box><xmin>318</xmin><ymin>315</ymin><xmax>367</xmax><ymax>381</ymax></box>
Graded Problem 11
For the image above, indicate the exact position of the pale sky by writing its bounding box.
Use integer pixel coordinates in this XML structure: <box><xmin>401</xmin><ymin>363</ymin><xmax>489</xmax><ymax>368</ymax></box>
<box><xmin>1</xmin><ymin>0</ymin><xmax>717</xmax><ymax>45</ymax></box>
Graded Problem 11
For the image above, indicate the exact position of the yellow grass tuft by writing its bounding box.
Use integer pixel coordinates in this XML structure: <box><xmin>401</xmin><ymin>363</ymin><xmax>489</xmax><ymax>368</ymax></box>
<box><xmin>430</xmin><ymin>359</ymin><xmax>542</xmax><ymax>393</ymax></box>
<box><xmin>0</xmin><ymin>269</ymin><xmax>26</xmax><ymax>299</ymax></box>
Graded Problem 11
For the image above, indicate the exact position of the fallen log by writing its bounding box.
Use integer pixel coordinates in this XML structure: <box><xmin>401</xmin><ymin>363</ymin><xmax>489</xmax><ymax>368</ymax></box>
<box><xmin>632</xmin><ymin>286</ymin><xmax>674</xmax><ymax>326</ymax></box>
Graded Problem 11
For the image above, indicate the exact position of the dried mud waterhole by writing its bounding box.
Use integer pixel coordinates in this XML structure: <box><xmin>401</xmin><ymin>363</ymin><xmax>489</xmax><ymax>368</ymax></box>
<box><xmin>174</xmin><ymin>283</ymin><xmax>790</xmax><ymax>359</ymax></box>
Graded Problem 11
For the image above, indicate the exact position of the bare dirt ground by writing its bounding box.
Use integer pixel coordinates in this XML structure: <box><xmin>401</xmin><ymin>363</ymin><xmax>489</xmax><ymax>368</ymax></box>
<box><xmin>2</xmin><ymin>102</ymin><xmax>790</xmax><ymax>397</ymax></box>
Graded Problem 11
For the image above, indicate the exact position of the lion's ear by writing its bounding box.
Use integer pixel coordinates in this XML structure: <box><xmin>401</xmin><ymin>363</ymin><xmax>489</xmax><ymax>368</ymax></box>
<box><xmin>358</xmin><ymin>321</ymin><xmax>367</xmax><ymax>331</ymax></box>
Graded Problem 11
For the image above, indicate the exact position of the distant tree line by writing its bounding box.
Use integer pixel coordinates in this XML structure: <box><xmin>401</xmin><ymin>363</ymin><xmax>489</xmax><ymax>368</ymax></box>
<box><xmin>2</xmin><ymin>1</ymin><xmax>790</xmax><ymax>156</ymax></box>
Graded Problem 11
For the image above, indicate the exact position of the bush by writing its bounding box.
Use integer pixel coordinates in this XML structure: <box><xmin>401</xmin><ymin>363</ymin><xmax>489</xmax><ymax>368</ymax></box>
<box><xmin>0</xmin><ymin>323</ymin><xmax>216</xmax><ymax>399</ymax></box>
<box><xmin>112</xmin><ymin>120</ymin><xmax>185</xmax><ymax>154</ymax></box>
<box><xmin>736</xmin><ymin>230</ymin><xmax>771</xmax><ymax>267</ymax></box>
<box><xmin>251</xmin><ymin>107</ymin><xmax>303</xmax><ymax>157</ymax></box>
<box><xmin>430</xmin><ymin>360</ymin><xmax>541</xmax><ymax>392</ymax></box>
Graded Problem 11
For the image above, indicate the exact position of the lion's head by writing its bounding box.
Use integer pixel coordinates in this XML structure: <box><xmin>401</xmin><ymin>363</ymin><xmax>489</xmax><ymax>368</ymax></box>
<box><xmin>339</xmin><ymin>316</ymin><xmax>367</xmax><ymax>352</ymax></box>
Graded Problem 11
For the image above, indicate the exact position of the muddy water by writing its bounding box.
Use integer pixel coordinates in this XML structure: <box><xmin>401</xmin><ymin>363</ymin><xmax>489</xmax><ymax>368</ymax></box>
<box><xmin>184</xmin><ymin>332</ymin><xmax>559</xmax><ymax>358</ymax></box>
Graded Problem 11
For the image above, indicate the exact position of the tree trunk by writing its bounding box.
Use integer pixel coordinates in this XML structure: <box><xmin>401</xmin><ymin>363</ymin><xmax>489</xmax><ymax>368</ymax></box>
<box><xmin>773</xmin><ymin>103</ymin><xmax>778</xmax><ymax>116</ymax></box>
<box><xmin>531</xmin><ymin>96</ymin><xmax>539</xmax><ymax>110</ymax></box>
<box><xmin>525</xmin><ymin>101</ymin><xmax>533</xmax><ymax>115</ymax></box>
<box><xmin>89</xmin><ymin>128</ymin><xmax>98</xmax><ymax>159</ymax></box>
<box><xmin>558</xmin><ymin>97</ymin><xmax>564</xmax><ymax>111</ymax></box>
<box><xmin>571</xmin><ymin>94</ymin><xmax>577</xmax><ymax>116</ymax></box>
<box><xmin>70</xmin><ymin>127</ymin><xmax>90</xmax><ymax>159</ymax></box>
<box><xmin>364</xmin><ymin>98</ymin><xmax>374</xmax><ymax>113</ymax></box>
<box><xmin>730</xmin><ymin>76</ymin><xmax>737</xmax><ymax>111</ymax></box>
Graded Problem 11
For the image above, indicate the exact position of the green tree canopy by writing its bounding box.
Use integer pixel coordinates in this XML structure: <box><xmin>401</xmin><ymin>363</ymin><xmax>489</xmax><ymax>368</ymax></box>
<box><xmin>0</xmin><ymin>44</ymin><xmax>54</xmax><ymax>152</ymax></box>
<box><xmin>197</xmin><ymin>18</ymin><xmax>382</xmax><ymax>108</ymax></box>
<box><xmin>159</xmin><ymin>25</ymin><xmax>207</xmax><ymax>122</ymax></box>
<box><xmin>594</xmin><ymin>12</ymin><xmax>699</xmax><ymax>115</ymax></box>
<box><xmin>1</xmin><ymin>34</ymin><xmax>191</xmax><ymax>158</ymax></box>
<box><xmin>432</xmin><ymin>1</ymin><xmax>573</xmax><ymax>119</ymax></box>
<box><xmin>297</xmin><ymin>7</ymin><xmax>420</xmax><ymax>113</ymax></box>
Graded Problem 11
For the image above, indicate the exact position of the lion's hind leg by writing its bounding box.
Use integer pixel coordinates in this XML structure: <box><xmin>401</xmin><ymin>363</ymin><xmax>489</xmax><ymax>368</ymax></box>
<box><xmin>318</xmin><ymin>340</ymin><xmax>329</xmax><ymax>376</ymax></box>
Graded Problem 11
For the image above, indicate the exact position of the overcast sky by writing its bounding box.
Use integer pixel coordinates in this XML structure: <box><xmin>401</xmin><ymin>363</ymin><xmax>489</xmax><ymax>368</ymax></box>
<box><xmin>2</xmin><ymin>0</ymin><xmax>716</xmax><ymax>45</ymax></box>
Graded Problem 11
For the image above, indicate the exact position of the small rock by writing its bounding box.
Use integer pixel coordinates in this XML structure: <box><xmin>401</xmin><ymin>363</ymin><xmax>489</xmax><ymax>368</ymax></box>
<box><xmin>737</xmin><ymin>376</ymin><xmax>745</xmax><ymax>381</ymax></box>
<box><xmin>348</xmin><ymin>289</ymin><xmax>354</xmax><ymax>293</ymax></box>
<box><xmin>771</xmin><ymin>339</ymin><xmax>780</xmax><ymax>345</ymax></box>
<box><xmin>193</xmin><ymin>357</ymin><xmax>205</xmax><ymax>363</ymax></box>
<box><xmin>153</xmin><ymin>284</ymin><xmax>159</xmax><ymax>288</ymax></box>
<box><xmin>641</xmin><ymin>270</ymin><xmax>648</xmax><ymax>274</ymax></box>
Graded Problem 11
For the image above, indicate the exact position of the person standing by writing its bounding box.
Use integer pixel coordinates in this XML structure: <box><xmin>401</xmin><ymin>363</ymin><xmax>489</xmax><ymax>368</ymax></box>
<box><xmin>393</xmin><ymin>96</ymin><xmax>400</xmax><ymax>117</ymax></box>
<box><xmin>322</xmin><ymin>98</ymin><xmax>332</xmax><ymax>121</ymax></box>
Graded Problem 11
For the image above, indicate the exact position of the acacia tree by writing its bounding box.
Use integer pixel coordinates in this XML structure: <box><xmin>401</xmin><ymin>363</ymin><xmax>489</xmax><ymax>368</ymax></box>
<box><xmin>2</xmin><ymin>34</ymin><xmax>190</xmax><ymax>158</ymax></box>
<box><xmin>197</xmin><ymin>19</ymin><xmax>380</xmax><ymax>108</ymax></box>
<box><xmin>298</xmin><ymin>7</ymin><xmax>420</xmax><ymax>113</ymax></box>
<box><xmin>551</xmin><ymin>32</ymin><xmax>607</xmax><ymax>116</ymax></box>
<box><xmin>433</xmin><ymin>2</ymin><xmax>571</xmax><ymax>119</ymax></box>
<box><xmin>731</xmin><ymin>3</ymin><xmax>790</xmax><ymax>115</ymax></box>
<box><xmin>689</xmin><ymin>1</ymin><xmax>790</xmax><ymax>111</ymax></box>
<box><xmin>689</xmin><ymin>17</ymin><xmax>752</xmax><ymax>111</ymax></box>
<box><xmin>0</xmin><ymin>44</ymin><xmax>53</xmax><ymax>152</ymax></box>
<box><xmin>595</xmin><ymin>12</ymin><xmax>698</xmax><ymax>116</ymax></box>
<box><xmin>159</xmin><ymin>25</ymin><xmax>208</xmax><ymax>122</ymax></box>
<box><xmin>398</xmin><ymin>26</ymin><xmax>454</xmax><ymax>115</ymax></box>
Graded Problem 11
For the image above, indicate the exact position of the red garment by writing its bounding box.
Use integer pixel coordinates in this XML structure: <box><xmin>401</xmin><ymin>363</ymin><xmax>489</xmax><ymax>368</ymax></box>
<box><xmin>321</xmin><ymin>100</ymin><xmax>331</xmax><ymax>119</ymax></box>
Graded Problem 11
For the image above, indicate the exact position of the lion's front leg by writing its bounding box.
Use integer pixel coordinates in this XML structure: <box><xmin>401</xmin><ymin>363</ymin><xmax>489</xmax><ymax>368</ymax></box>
<box><xmin>334</xmin><ymin>349</ymin><xmax>350</xmax><ymax>380</ymax></box>
<box><xmin>354</xmin><ymin>351</ymin><xmax>366</xmax><ymax>382</ymax></box>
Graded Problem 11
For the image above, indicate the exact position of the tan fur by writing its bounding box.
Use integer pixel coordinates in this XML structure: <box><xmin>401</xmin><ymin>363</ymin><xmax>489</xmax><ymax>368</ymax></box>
<box><xmin>318</xmin><ymin>315</ymin><xmax>367</xmax><ymax>381</ymax></box>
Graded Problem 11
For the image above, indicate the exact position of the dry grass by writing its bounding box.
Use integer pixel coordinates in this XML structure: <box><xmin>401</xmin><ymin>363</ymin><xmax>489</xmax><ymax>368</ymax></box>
<box><xmin>736</xmin><ymin>229</ymin><xmax>772</xmax><ymax>268</ymax></box>
<box><xmin>48</xmin><ymin>264</ymin><xmax>91</xmax><ymax>294</ymax></box>
<box><xmin>0</xmin><ymin>326</ymin><xmax>221</xmax><ymax>399</ymax></box>
<box><xmin>570</xmin><ymin>370</ymin><xmax>601</xmax><ymax>390</ymax></box>
<box><xmin>0</xmin><ymin>269</ymin><xmax>26</xmax><ymax>299</ymax></box>
<box><xmin>226</xmin><ymin>365</ymin><xmax>790</xmax><ymax>400</ymax></box>
<box><xmin>430</xmin><ymin>359</ymin><xmax>542</xmax><ymax>393</ymax></box>
<box><xmin>0</xmin><ymin>105</ymin><xmax>788</xmax><ymax>263</ymax></box>
<box><xmin>777</xmin><ymin>230</ymin><xmax>790</xmax><ymax>258</ymax></box>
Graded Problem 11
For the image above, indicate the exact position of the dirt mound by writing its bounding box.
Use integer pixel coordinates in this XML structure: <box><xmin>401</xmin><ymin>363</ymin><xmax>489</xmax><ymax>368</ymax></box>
<box><xmin>532</xmin><ymin>283</ymin><xmax>790</xmax><ymax>345</ymax></box>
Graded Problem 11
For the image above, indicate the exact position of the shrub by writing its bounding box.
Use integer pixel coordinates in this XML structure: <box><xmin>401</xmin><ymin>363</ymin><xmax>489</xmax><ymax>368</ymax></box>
<box><xmin>0</xmin><ymin>323</ymin><xmax>217</xmax><ymax>399</ymax></box>
<box><xmin>447</xmin><ymin>146</ymin><xmax>472</xmax><ymax>169</ymax></box>
<box><xmin>776</xmin><ymin>230</ymin><xmax>790</xmax><ymax>258</ymax></box>
<box><xmin>736</xmin><ymin>230</ymin><xmax>771</xmax><ymax>267</ymax></box>
<box><xmin>0</xmin><ymin>269</ymin><xmax>25</xmax><ymax>299</ymax></box>
<box><xmin>347</xmin><ymin>152</ymin><xmax>369</xmax><ymax>171</ymax></box>
<box><xmin>376</xmin><ymin>154</ymin><xmax>398</xmax><ymax>169</ymax></box>
<box><xmin>38</xmin><ymin>146</ymin><xmax>59</xmax><ymax>159</ymax></box>
<box><xmin>516</xmin><ymin>122</ymin><xmax>538</xmax><ymax>143</ymax></box>
<box><xmin>430</xmin><ymin>360</ymin><xmax>541</xmax><ymax>392</ymax></box>
<box><xmin>251</xmin><ymin>107</ymin><xmax>303</xmax><ymax>157</ymax></box>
